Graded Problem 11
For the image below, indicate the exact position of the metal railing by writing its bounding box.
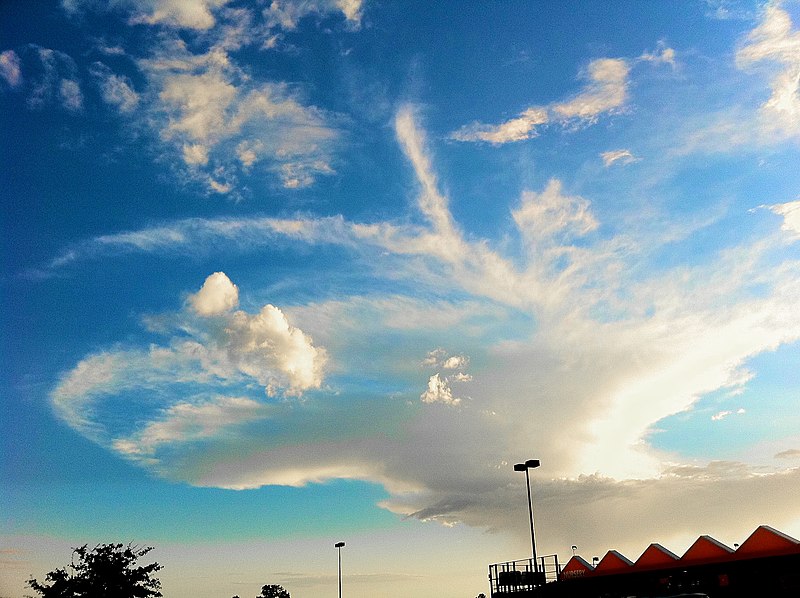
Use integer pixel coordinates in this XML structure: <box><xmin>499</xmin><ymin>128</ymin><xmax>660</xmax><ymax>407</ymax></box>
<box><xmin>488</xmin><ymin>554</ymin><xmax>561</xmax><ymax>596</ymax></box>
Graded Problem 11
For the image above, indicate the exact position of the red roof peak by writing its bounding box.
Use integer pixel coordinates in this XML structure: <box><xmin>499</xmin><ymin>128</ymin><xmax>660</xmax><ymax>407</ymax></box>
<box><xmin>594</xmin><ymin>550</ymin><xmax>633</xmax><ymax>574</ymax></box>
<box><xmin>634</xmin><ymin>543</ymin><xmax>680</xmax><ymax>569</ymax></box>
<box><xmin>736</xmin><ymin>525</ymin><xmax>800</xmax><ymax>556</ymax></box>
<box><xmin>559</xmin><ymin>555</ymin><xmax>594</xmax><ymax>581</ymax></box>
<box><xmin>681</xmin><ymin>535</ymin><xmax>734</xmax><ymax>563</ymax></box>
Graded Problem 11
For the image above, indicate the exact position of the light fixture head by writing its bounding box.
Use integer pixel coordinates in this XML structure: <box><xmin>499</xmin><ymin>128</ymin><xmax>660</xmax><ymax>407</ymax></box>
<box><xmin>513</xmin><ymin>463</ymin><xmax>526</xmax><ymax>471</ymax></box>
<box><xmin>525</xmin><ymin>459</ymin><xmax>540</xmax><ymax>468</ymax></box>
<box><xmin>335</xmin><ymin>541</ymin><xmax>345</xmax><ymax>548</ymax></box>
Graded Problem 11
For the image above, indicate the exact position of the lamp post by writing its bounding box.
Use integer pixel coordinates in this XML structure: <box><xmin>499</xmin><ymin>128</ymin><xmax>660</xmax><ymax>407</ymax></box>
<box><xmin>514</xmin><ymin>459</ymin><xmax>540</xmax><ymax>573</ymax></box>
<box><xmin>335</xmin><ymin>541</ymin><xmax>345</xmax><ymax>598</ymax></box>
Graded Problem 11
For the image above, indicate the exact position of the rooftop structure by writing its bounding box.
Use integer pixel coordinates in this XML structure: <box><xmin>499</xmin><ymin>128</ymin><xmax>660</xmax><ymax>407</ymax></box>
<box><xmin>489</xmin><ymin>525</ymin><xmax>800</xmax><ymax>597</ymax></box>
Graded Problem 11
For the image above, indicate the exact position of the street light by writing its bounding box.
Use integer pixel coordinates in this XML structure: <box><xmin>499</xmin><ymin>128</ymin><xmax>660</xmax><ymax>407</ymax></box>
<box><xmin>335</xmin><ymin>541</ymin><xmax>345</xmax><ymax>598</ymax></box>
<box><xmin>514</xmin><ymin>459</ymin><xmax>541</xmax><ymax>573</ymax></box>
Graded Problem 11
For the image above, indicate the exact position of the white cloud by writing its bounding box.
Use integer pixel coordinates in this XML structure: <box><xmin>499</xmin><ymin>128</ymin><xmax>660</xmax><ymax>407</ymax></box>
<box><xmin>422</xmin><ymin>348</ymin><xmax>469</xmax><ymax>371</ymax></box>
<box><xmin>736</xmin><ymin>2</ymin><xmax>800</xmax><ymax>136</ymax></box>
<box><xmin>451</xmin><ymin>57</ymin><xmax>630</xmax><ymax>144</ymax></box>
<box><xmin>59</xmin><ymin>78</ymin><xmax>83</xmax><ymax>112</ymax></box>
<box><xmin>553</xmin><ymin>58</ymin><xmax>630</xmax><ymax>121</ymax></box>
<box><xmin>265</xmin><ymin>0</ymin><xmax>364</xmax><ymax>30</ymax></box>
<box><xmin>512</xmin><ymin>179</ymin><xmax>599</xmax><ymax>249</ymax></box>
<box><xmin>62</xmin><ymin>0</ymin><xmax>230</xmax><ymax>30</ymax></box>
<box><xmin>420</xmin><ymin>373</ymin><xmax>460</xmax><ymax>406</ymax></box>
<box><xmin>601</xmin><ymin>148</ymin><xmax>639</xmax><ymax>167</ymax></box>
<box><xmin>763</xmin><ymin>200</ymin><xmax>800</xmax><ymax>237</ymax></box>
<box><xmin>225</xmin><ymin>304</ymin><xmax>327</xmax><ymax>396</ymax></box>
<box><xmin>640</xmin><ymin>43</ymin><xmax>676</xmax><ymax>66</ymax></box>
<box><xmin>91</xmin><ymin>62</ymin><xmax>139</xmax><ymax>112</ymax></box>
<box><xmin>52</xmin><ymin>273</ymin><xmax>328</xmax><ymax>452</ymax></box>
<box><xmin>442</xmin><ymin>355</ymin><xmax>468</xmax><ymax>370</ymax></box>
<box><xmin>134</xmin><ymin>0</ymin><xmax>229</xmax><ymax>29</ymax></box>
<box><xmin>56</xmin><ymin>3</ymin><xmax>347</xmax><ymax>192</ymax></box>
<box><xmin>13</xmin><ymin>45</ymin><xmax>84</xmax><ymax>112</ymax></box>
<box><xmin>0</xmin><ymin>49</ymin><xmax>21</xmax><ymax>87</ymax></box>
<box><xmin>711</xmin><ymin>408</ymin><xmax>746</xmax><ymax>421</ymax></box>
<box><xmin>182</xmin><ymin>143</ymin><xmax>210</xmax><ymax>166</ymax></box>
<box><xmin>47</xmin><ymin>109</ymin><xmax>800</xmax><ymax>548</ymax></box>
<box><xmin>141</xmin><ymin>42</ymin><xmax>340</xmax><ymax>191</ymax></box>
<box><xmin>112</xmin><ymin>395</ymin><xmax>263</xmax><ymax>459</ymax></box>
<box><xmin>450</xmin><ymin>107</ymin><xmax>548</xmax><ymax>144</ymax></box>
<box><xmin>189</xmin><ymin>271</ymin><xmax>239</xmax><ymax>315</ymax></box>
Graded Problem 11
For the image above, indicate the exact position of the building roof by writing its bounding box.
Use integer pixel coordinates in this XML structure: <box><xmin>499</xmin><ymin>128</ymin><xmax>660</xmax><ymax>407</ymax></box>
<box><xmin>564</xmin><ymin>525</ymin><xmax>800</xmax><ymax>581</ymax></box>
<box><xmin>634</xmin><ymin>543</ymin><xmax>680</xmax><ymax>569</ymax></box>
<box><xmin>735</xmin><ymin>525</ymin><xmax>800</xmax><ymax>557</ymax></box>
<box><xmin>680</xmin><ymin>534</ymin><xmax>734</xmax><ymax>564</ymax></box>
<box><xmin>559</xmin><ymin>555</ymin><xmax>594</xmax><ymax>581</ymax></box>
<box><xmin>593</xmin><ymin>550</ymin><xmax>634</xmax><ymax>575</ymax></box>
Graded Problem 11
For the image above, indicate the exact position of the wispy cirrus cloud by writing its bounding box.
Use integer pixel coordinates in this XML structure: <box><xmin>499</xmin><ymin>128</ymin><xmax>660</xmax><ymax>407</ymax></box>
<box><xmin>601</xmin><ymin>148</ymin><xmax>640</xmax><ymax>167</ymax></box>
<box><xmin>736</xmin><ymin>1</ymin><xmax>800</xmax><ymax>136</ymax></box>
<box><xmin>682</xmin><ymin>2</ymin><xmax>800</xmax><ymax>153</ymax></box>
<box><xmin>451</xmin><ymin>43</ymin><xmax>682</xmax><ymax>145</ymax></box>
<box><xmin>451</xmin><ymin>54</ymin><xmax>642</xmax><ymax>144</ymax></box>
<box><xmin>552</xmin><ymin>57</ymin><xmax>630</xmax><ymax>121</ymax></box>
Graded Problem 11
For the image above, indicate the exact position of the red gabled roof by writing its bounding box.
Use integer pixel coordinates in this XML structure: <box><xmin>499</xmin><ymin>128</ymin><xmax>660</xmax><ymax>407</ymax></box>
<box><xmin>634</xmin><ymin>543</ymin><xmax>680</xmax><ymax>569</ymax></box>
<box><xmin>681</xmin><ymin>535</ymin><xmax>734</xmax><ymax>564</ymax></box>
<box><xmin>593</xmin><ymin>550</ymin><xmax>633</xmax><ymax>575</ymax></box>
<box><xmin>559</xmin><ymin>555</ymin><xmax>594</xmax><ymax>581</ymax></box>
<box><xmin>735</xmin><ymin>525</ymin><xmax>800</xmax><ymax>557</ymax></box>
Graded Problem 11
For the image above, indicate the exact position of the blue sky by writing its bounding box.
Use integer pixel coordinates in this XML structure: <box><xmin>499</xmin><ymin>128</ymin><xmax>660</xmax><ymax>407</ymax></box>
<box><xmin>2</xmin><ymin>1</ymin><xmax>800</xmax><ymax>597</ymax></box>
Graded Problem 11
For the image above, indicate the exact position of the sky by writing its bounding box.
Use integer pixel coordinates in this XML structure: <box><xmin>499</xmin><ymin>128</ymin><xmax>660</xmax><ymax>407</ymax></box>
<box><xmin>2</xmin><ymin>0</ymin><xmax>800</xmax><ymax>597</ymax></box>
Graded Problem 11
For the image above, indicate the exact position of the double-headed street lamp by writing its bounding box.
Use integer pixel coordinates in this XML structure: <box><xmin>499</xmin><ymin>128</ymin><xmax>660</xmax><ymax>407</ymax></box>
<box><xmin>514</xmin><ymin>459</ymin><xmax>540</xmax><ymax>573</ymax></box>
<box><xmin>334</xmin><ymin>541</ymin><xmax>345</xmax><ymax>598</ymax></box>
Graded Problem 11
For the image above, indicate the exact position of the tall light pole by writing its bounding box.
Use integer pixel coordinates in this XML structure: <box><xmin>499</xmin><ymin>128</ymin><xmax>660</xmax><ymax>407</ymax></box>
<box><xmin>335</xmin><ymin>541</ymin><xmax>345</xmax><ymax>598</ymax></box>
<box><xmin>514</xmin><ymin>459</ymin><xmax>540</xmax><ymax>573</ymax></box>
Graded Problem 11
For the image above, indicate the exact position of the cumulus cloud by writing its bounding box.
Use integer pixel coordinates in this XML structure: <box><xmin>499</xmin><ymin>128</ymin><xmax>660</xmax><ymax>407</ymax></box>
<box><xmin>420</xmin><ymin>373</ymin><xmax>459</xmax><ymax>406</ymax></box>
<box><xmin>423</xmin><ymin>348</ymin><xmax>469</xmax><ymax>370</ymax></box>
<box><xmin>736</xmin><ymin>2</ymin><xmax>800</xmax><ymax>136</ymax></box>
<box><xmin>189</xmin><ymin>271</ymin><xmax>239</xmax><ymax>315</ymax></box>
<box><xmin>52</xmin><ymin>273</ymin><xmax>327</xmax><ymax>456</ymax></box>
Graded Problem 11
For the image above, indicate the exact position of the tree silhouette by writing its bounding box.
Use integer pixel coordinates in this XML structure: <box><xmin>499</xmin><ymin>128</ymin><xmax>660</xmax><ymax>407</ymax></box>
<box><xmin>27</xmin><ymin>543</ymin><xmax>162</xmax><ymax>598</ymax></box>
<box><xmin>257</xmin><ymin>584</ymin><xmax>290</xmax><ymax>598</ymax></box>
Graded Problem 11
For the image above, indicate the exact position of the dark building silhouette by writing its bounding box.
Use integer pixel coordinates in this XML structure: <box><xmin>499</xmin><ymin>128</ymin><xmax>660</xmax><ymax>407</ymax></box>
<box><xmin>489</xmin><ymin>525</ymin><xmax>800</xmax><ymax>597</ymax></box>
